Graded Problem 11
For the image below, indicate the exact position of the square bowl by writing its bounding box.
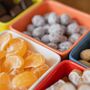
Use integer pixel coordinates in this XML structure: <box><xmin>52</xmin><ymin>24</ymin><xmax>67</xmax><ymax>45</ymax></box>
<box><xmin>10</xmin><ymin>0</ymin><xmax>90</xmax><ymax>59</ymax></box>
<box><xmin>0</xmin><ymin>0</ymin><xmax>42</xmax><ymax>32</ymax></box>
<box><xmin>69</xmin><ymin>32</ymin><xmax>90</xmax><ymax>68</ymax></box>
<box><xmin>0</xmin><ymin>30</ymin><xmax>61</xmax><ymax>90</ymax></box>
<box><xmin>35</xmin><ymin>60</ymin><xmax>85</xmax><ymax>90</ymax></box>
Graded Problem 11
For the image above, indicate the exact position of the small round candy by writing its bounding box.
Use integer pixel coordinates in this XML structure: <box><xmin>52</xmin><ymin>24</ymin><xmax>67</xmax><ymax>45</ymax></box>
<box><xmin>82</xmin><ymin>69</ymin><xmax>90</xmax><ymax>84</ymax></box>
<box><xmin>48</xmin><ymin>24</ymin><xmax>65</xmax><ymax>35</ymax></box>
<box><xmin>32</xmin><ymin>27</ymin><xmax>45</xmax><ymax>38</ymax></box>
<box><xmin>41</xmin><ymin>34</ymin><xmax>50</xmax><ymax>43</ymax></box>
<box><xmin>48</xmin><ymin>12</ymin><xmax>59</xmax><ymax>24</ymax></box>
<box><xmin>78</xmin><ymin>84</ymin><xmax>90</xmax><ymax>90</ymax></box>
<box><xmin>27</xmin><ymin>24</ymin><xmax>34</xmax><ymax>33</ymax></box>
<box><xmin>80</xmin><ymin>49</ymin><xmax>90</xmax><ymax>61</ymax></box>
<box><xmin>43</xmin><ymin>24</ymin><xmax>50</xmax><ymax>34</ymax></box>
<box><xmin>49</xmin><ymin>33</ymin><xmax>65</xmax><ymax>43</ymax></box>
<box><xmin>32</xmin><ymin>15</ymin><xmax>45</xmax><ymax>26</ymax></box>
<box><xmin>48</xmin><ymin>43</ymin><xmax>58</xmax><ymax>49</ymax></box>
<box><xmin>59</xmin><ymin>41</ymin><xmax>72</xmax><ymax>51</ymax></box>
<box><xmin>44</xmin><ymin>13</ymin><xmax>49</xmax><ymax>22</ymax></box>
<box><xmin>69</xmin><ymin>33</ymin><xmax>81</xmax><ymax>43</ymax></box>
<box><xmin>67</xmin><ymin>22</ymin><xmax>80</xmax><ymax>35</ymax></box>
<box><xmin>60</xmin><ymin>13</ymin><xmax>72</xmax><ymax>25</ymax></box>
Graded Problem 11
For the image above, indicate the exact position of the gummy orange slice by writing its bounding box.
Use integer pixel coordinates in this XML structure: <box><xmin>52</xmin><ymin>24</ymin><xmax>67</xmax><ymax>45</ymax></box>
<box><xmin>0</xmin><ymin>33</ymin><xmax>12</xmax><ymax>51</ymax></box>
<box><xmin>24</xmin><ymin>53</ymin><xmax>45</xmax><ymax>68</ymax></box>
<box><xmin>6</xmin><ymin>38</ymin><xmax>28</xmax><ymax>56</ymax></box>
<box><xmin>31</xmin><ymin>64</ymin><xmax>49</xmax><ymax>78</ymax></box>
<box><xmin>3</xmin><ymin>55</ymin><xmax>24</xmax><ymax>72</ymax></box>
<box><xmin>0</xmin><ymin>72</ymin><xmax>10</xmax><ymax>90</ymax></box>
<box><xmin>0</xmin><ymin>51</ymin><xmax>5</xmax><ymax>60</ymax></box>
<box><xmin>12</xmin><ymin>71</ymin><xmax>37</xmax><ymax>88</ymax></box>
<box><xmin>24</xmin><ymin>50</ymin><xmax>32</xmax><ymax>59</ymax></box>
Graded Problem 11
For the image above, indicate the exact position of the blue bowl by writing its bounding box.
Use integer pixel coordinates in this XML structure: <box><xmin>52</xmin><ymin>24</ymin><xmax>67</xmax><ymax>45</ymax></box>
<box><xmin>69</xmin><ymin>32</ymin><xmax>90</xmax><ymax>68</ymax></box>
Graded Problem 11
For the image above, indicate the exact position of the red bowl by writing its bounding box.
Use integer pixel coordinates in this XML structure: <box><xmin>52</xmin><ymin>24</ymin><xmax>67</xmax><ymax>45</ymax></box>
<box><xmin>35</xmin><ymin>60</ymin><xmax>85</xmax><ymax>90</ymax></box>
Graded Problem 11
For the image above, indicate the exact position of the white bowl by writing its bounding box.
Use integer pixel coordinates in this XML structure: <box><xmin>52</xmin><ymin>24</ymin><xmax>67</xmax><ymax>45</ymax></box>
<box><xmin>1</xmin><ymin>30</ymin><xmax>61</xmax><ymax>89</ymax></box>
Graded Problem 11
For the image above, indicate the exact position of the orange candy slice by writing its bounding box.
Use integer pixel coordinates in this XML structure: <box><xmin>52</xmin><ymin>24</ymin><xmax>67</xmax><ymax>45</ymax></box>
<box><xmin>6</xmin><ymin>38</ymin><xmax>27</xmax><ymax>56</ymax></box>
<box><xmin>12</xmin><ymin>71</ymin><xmax>38</xmax><ymax>88</ymax></box>
<box><xmin>3</xmin><ymin>55</ymin><xmax>24</xmax><ymax>72</ymax></box>
<box><xmin>0</xmin><ymin>72</ymin><xmax>10</xmax><ymax>90</ymax></box>
<box><xmin>0</xmin><ymin>51</ymin><xmax>5</xmax><ymax>60</ymax></box>
<box><xmin>31</xmin><ymin>64</ymin><xmax>49</xmax><ymax>78</ymax></box>
<box><xmin>24</xmin><ymin>53</ymin><xmax>45</xmax><ymax>68</ymax></box>
<box><xmin>0</xmin><ymin>33</ymin><xmax>12</xmax><ymax>51</ymax></box>
<box><xmin>24</xmin><ymin>50</ymin><xmax>32</xmax><ymax>59</ymax></box>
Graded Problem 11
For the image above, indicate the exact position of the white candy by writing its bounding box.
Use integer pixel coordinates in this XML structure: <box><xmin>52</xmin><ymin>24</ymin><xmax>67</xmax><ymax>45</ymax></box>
<box><xmin>32</xmin><ymin>15</ymin><xmax>45</xmax><ymax>26</ymax></box>
<box><xmin>59</xmin><ymin>83</ymin><xmax>76</xmax><ymax>90</ymax></box>
<box><xmin>69</xmin><ymin>71</ymin><xmax>81</xmax><ymax>86</ymax></box>
<box><xmin>48</xmin><ymin>24</ymin><xmax>65</xmax><ymax>35</ymax></box>
<box><xmin>48</xmin><ymin>12</ymin><xmax>59</xmax><ymax>24</ymax></box>
<box><xmin>82</xmin><ymin>70</ymin><xmax>90</xmax><ymax>84</ymax></box>
<box><xmin>69</xmin><ymin>33</ymin><xmax>81</xmax><ymax>43</ymax></box>
<box><xmin>67</xmin><ymin>22</ymin><xmax>80</xmax><ymax>35</ymax></box>
<box><xmin>46</xmin><ymin>80</ymin><xmax>65</xmax><ymax>90</ymax></box>
<box><xmin>78</xmin><ymin>84</ymin><xmax>90</xmax><ymax>90</ymax></box>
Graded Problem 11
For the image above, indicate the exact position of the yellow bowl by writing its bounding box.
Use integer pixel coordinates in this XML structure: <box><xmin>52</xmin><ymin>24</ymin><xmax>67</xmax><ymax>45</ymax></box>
<box><xmin>0</xmin><ymin>0</ymin><xmax>42</xmax><ymax>32</ymax></box>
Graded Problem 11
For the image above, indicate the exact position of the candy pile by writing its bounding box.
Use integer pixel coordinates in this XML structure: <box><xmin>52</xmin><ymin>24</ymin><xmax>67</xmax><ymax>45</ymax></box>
<box><xmin>47</xmin><ymin>69</ymin><xmax>90</xmax><ymax>90</ymax></box>
<box><xmin>0</xmin><ymin>0</ymin><xmax>33</xmax><ymax>22</ymax></box>
<box><xmin>0</xmin><ymin>33</ymin><xmax>49</xmax><ymax>90</ymax></box>
<box><xmin>79</xmin><ymin>49</ymin><xmax>90</xmax><ymax>67</ymax></box>
<box><xmin>24</xmin><ymin>12</ymin><xmax>87</xmax><ymax>51</ymax></box>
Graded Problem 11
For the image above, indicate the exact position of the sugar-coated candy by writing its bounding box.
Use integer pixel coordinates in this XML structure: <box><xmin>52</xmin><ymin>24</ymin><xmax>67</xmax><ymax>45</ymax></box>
<box><xmin>78</xmin><ymin>84</ymin><xmax>90</xmax><ymax>90</ymax></box>
<box><xmin>59</xmin><ymin>83</ymin><xmax>76</xmax><ymax>90</ymax></box>
<box><xmin>82</xmin><ymin>69</ymin><xmax>90</xmax><ymax>84</ymax></box>
<box><xmin>41</xmin><ymin>34</ymin><xmax>50</xmax><ymax>43</ymax></box>
<box><xmin>67</xmin><ymin>22</ymin><xmax>80</xmax><ymax>35</ymax></box>
<box><xmin>48</xmin><ymin>24</ymin><xmax>65</xmax><ymax>35</ymax></box>
<box><xmin>69</xmin><ymin>69</ymin><xmax>82</xmax><ymax>86</ymax></box>
<box><xmin>27</xmin><ymin>24</ymin><xmax>34</xmax><ymax>33</ymax></box>
<box><xmin>60</xmin><ymin>13</ymin><xmax>72</xmax><ymax>25</ymax></box>
<box><xmin>43</xmin><ymin>24</ymin><xmax>50</xmax><ymax>34</ymax></box>
<box><xmin>46</xmin><ymin>80</ymin><xmax>66</xmax><ymax>90</ymax></box>
<box><xmin>59</xmin><ymin>41</ymin><xmax>72</xmax><ymax>51</ymax></box>
<box><xmin>48</xmin><ymin>12</ymin><xmax>59</xmax><ymax>24</ymax></box>
<box><xmin>49</xmin><ymin>33</ymin><xmax>64</xmax><ymax>43</ymax></box>
<box><xmin>48</xmin><ymin>43</ymin><xmax>58</xmax><ymax>49</ymax></box>
<box><xmin>32</xmin><ymin>27</ymin><xmax>45</xmax><ymax>37</ymax></box>
<box><xmin>69</xmin><ymin>33</ymin><xmax>81</xmax><ymax>43</ymax></box>
<box><xmin>32</xmin><ymin>15</ymin><xmax>45</xmax><ymax>26</ymax></box>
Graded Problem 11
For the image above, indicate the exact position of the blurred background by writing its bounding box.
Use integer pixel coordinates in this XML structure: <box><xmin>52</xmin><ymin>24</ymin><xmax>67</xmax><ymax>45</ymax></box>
<box><xmin>57</xmin><ymin>0</ymin><xmax>90</xmax><ymax>14</ymax></box>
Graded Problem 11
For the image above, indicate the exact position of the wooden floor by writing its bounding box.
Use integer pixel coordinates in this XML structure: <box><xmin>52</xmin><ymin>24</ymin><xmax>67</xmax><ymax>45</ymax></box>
<box><xmin>57</xmin><ymin>0</ymin><xmax>90</xmax><ymax>14</ymax></box>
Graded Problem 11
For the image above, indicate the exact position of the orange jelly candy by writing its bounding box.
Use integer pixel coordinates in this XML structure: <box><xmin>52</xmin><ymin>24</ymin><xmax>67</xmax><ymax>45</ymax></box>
<box><xmin>0</xmin><ymin>51</ymin><xmax>5</xmax><ymax>60</ymax></box>
<box><xmin>31</xmin><ymin>64</ymin><xmax>49</xmax><ymax>78</ymax></box>
<box><xmin>24</xmin><ymin>53</ymin><xmax>45</xmax><ymax>68</ymax></box>
<box><xmin>0</xmin><ymin>33</ymin><xmax>12</xmax><ymax>51</ymax></box>
<box><xmin>6</xmin><ymin>38</ymin><xmax>27</xmax><ymax>56</ymax></box>
<box><xmin>24</xmin><ymin>50</ymin><xmax>32</xmax><ymax>59</ymax></box>
<box><xmin>3</xmin><ymin>55</ymin><xmax>24</xmax><ymax>72</ymax></box>
<box><xmin>12</xmin><ymin>71</ymin><xmax>38</xmax><ymax>88</ymax></box>
<box><xmin>0</xmin><ymin>72</ymin><xmax>10</xmax><ymax>90</ymax></box>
